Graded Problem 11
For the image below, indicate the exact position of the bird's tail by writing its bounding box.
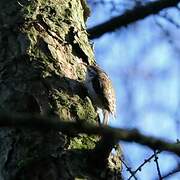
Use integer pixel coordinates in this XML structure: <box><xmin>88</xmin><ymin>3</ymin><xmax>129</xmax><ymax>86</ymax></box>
<box><xmin>103</xmin><ymin>110</ymin><xmax>109</xmax><ymax>125</ymax></box>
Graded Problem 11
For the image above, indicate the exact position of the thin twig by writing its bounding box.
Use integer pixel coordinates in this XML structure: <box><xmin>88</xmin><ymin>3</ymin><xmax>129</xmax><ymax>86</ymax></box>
<box><xmin>120</xmin><ymin>157</ymin><xmax>138</xmax><ymax>180</ymax></box>
<box><xmin>161</xmin><ymin>164</ymin><xmax>180</xmax><ymax>179</ymax></box>
<box><xmin>128</xmin><ymin>151</ymin><xmax>161</xmax><ymax>180</ymax></box>
<box><xmin>158</xmin><ymin>14</ymin><xmax>180</xmax><ymax>28</ymax></box>
<box><xmin>154</xmin><ymin>150</ymin><xmax>162</xmax><ymax>180</ymax></box>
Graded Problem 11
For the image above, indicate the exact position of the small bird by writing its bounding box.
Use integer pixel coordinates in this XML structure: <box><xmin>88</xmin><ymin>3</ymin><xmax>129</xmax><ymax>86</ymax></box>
<box><xmin>84</xmin><ymin>64</ymin><xmax>116</xmax><ymax>125</ymax></box>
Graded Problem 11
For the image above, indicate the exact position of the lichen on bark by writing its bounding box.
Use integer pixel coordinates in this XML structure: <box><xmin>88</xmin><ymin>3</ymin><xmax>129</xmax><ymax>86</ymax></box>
<box><xmin>0</xmin><ymin>0</ymin><xmax>121</xmax><ymax>179</ymax></box>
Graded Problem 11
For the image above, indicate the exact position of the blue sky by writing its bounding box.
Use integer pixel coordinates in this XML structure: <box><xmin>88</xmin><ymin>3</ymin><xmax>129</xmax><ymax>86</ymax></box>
<box><xmin>87</xmin><ymin>1</ymin><xmax>180</xmax><ymax>179</ymax></box>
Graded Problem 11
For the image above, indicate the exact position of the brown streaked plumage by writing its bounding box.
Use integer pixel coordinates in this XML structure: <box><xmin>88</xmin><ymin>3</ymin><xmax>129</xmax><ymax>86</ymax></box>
<box><xmin>84</xmin><ymin>64</ymin><xmax>116</xmax><ymax>125</ymax></box>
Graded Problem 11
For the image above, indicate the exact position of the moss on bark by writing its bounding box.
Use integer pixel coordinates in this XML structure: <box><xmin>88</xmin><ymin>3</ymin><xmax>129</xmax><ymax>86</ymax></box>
<box><xmin>0</xmin><ymin>0</ymin><xmax>121</xmax><ymax>179</ymax></box>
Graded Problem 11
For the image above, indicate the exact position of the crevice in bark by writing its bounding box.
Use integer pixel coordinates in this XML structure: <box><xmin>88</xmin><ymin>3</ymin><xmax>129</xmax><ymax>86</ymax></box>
<box><xmin>0</xmin><ymin>0</ymin><xmax>121</xmax><ymax>179</ymax></box>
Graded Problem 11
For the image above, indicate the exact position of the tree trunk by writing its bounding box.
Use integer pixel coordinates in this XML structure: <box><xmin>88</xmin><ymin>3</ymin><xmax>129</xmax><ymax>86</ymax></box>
<box><xmin>0</xmin><ymin>0</ymin><xmax>121</xmax><ymax>179</ymax></box>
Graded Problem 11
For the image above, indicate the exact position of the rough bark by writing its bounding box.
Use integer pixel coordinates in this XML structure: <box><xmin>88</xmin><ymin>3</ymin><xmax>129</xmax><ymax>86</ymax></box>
<box><xmin>0</xmin><ymin>0</ymin><xmax>121</xmax><ymax>179</ymax></box>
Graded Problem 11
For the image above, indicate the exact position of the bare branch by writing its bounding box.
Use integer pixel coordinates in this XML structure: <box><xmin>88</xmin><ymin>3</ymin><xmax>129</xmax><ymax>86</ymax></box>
<box><xmin>153</xmin><ymin>150</ymin><xmax>162</xmax><ymax>180</ymax></box>
<box><xmin>156</xmin><ymin>164</ymin><xmax>180</xmax><ymax>179</ymax></box>
<box><xmin>128</xmin><ymin>151</ymin><xmax>161</xmax><ymax>180</ymax></box>
<box><xmin>88</xmin><ymin>0</ymin><xmax>180</xmax><ymax>39</ymax></box>
<box><xmin>158</xmin><ymin>14</ymin><xmax>180</xmax><ymax>28</ymax></box>
<box><xmin>121</xmin><ymin>157</ymin><xmax>138</xmax><ymax>180</ymax></box>
<box><xmin>0</xmin><ymin>112</ymin><xmax>179</xmax><ymax>156</ymax></box>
